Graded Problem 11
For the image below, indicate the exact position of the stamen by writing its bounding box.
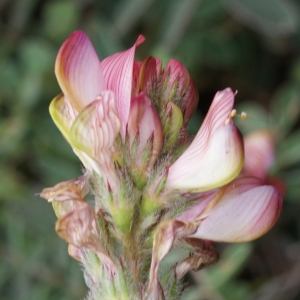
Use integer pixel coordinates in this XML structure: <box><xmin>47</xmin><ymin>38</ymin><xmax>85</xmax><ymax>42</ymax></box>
<box><xmin>96</xmin><ymin>95</ymin><xmax>102</xmax><ymax>100</ymax></box>
<box><xmin>228</xmin><ymin>109</ymin><xmax>247</xmax><ymax>122</ymax></box>
<box><xmin>241</xmin><ymin>112</ymin><xmax>247</xmax><ymax>120</ymax></box>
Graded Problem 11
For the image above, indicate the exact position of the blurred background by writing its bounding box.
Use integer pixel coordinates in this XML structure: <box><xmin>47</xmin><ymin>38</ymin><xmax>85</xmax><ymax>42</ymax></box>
<box><xmin>1</xmin><ymin>0</ymin><xmax>300</xmax><ymax>299</ymax></box>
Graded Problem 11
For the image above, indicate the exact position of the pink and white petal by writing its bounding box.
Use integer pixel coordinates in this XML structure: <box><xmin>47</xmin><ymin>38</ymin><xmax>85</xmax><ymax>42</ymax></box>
<box><xmin>101</xmin><ymin>35</ymin><xmax>145</xmax><ymax>138</ymax></box>
<box><xmin>55</xmin><ymin>30</ymin><xmax>105</xmax><ymax>112</ymax></box>
<box><xmin>69</xmin><ymin>90</ymin><xmax>121</xmax><ymax>163</ymax></box>
<box><xmin>187</xmin><ymin>88</ymin><xmax>235</xmax><ymax>158</ymax></box>
<box><xmin>40</xmin><ymin>175</ymin><xmax>88</xmax><ymax>202</ymax></box>
<box><xmin>191</xmin><ymin>177</ymin><xmax>282</xmax><ymax>242</ymax></box>
<box><xmin>176</xmin><ymin>190</ymin><xmax>218</xmax><ymax>222</ymax></box>
<box><xmin>166</xmin><ymin>123</ymin><xmax>244</xmax><ymax>192</ymax></box>
<box><xmin>177</xmin><ymin>177</ymin><xmax>263</xmax><ymax>222</ymax></box>
<box><xmin>243</xmin><ymin>130</ymin><xmax>275</xmax><ymax>180</ymax></box>
<box><xmin>49</xmin><ymin>94</ymin><xmax>78</xmax><ymax>144</ymax></box>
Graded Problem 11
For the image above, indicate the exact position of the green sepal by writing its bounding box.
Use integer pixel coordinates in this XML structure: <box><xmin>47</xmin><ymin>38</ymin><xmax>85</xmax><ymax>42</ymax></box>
<box><xmin>163</xmin><ymin>102</ymin><xmax>183</xmax><ymax>151</ymax></box>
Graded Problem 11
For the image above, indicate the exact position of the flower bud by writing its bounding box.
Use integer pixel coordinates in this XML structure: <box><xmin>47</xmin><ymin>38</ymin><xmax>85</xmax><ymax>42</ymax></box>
<box><xmin>127</xmin><ymin>93</ymin><xmax>163</xmax><ymax>189</ymax></box>
<box><xmin>161</xmin><ymin>101</ymin><xmax>183</xmax><ymax>152</ymax></box>
<box><xmin>161</xmin><ymin>59</ymin><xmax>199</xmax><ymax>123</ymax></box>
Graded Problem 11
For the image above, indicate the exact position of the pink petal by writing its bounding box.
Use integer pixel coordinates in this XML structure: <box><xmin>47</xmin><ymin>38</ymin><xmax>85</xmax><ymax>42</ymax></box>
<box><xmin>70</xmin><ymin>91</ymin><xmax>121</xmax><ymax>164</ymax></box>
<box><xmin>55</xmin><ymin>30</ymin><xmax>105</xmax><ymax>112</ymax></box>
<box><xmin>101</xmin><ymin>35</ymin><xmax>145</xmax><ymax>138</ymax></box>
<box><xmin>69</xmin><ymin>91</ymin><xmax>121</xmax><ymax>188</ymax></box>
<box><xmin>55</xmin><ymin>203</ymin><xmax>94</xmax><ymax>246</ymax></box>
<box><xmin>243</xmin><ymin>130</ymin><xmax>275</xmax><ymax>180</ymax></box>
<box><xmin>191</xmin><ymin>177</ymin><xmax>282</xmax><ymax>242</ymax></box>
<box><xmin>167</xmin><ymin>88</ymin><xmax>243</xmax><ymax>192</ymax></box>
<box><xmin>167</xmin><ymin>123</ymin><xmax>244</xmax><ymax>192</ymax></box>
<box><xmin>128</xmin><ymin>93</ymin><xmax>163</xmax><ymax>168</ymax></box>
<box><xmin>176</xmin><ymin>190</ymin><xmax>218</xmax><ymax>222</ymax></box>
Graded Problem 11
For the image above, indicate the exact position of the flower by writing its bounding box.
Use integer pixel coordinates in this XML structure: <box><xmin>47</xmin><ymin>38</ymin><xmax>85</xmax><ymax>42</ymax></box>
<box><xmin>42</xmin><ymin>30</ymin><xmax>283</xmax><ymax>299</ymax></box>
<box><xmin>166</xmin><ymin>88</ymin><xmax>244</xmax><ymax>192</ymax></box>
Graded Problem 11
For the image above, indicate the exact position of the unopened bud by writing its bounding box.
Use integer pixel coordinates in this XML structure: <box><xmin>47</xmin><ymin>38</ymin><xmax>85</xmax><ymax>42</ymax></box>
<box><xmin>162</xmin><ymin>102</ymin><xmax>183</xmax><ymax>152</ymax></box>
<box><xmin>127</xmin><ymin>93</ymin><xmax>163</xmax><ymax>188</ymax></box>
<box><xmin>161</xmin><ymin>59</ymin><xmax>198</xmax><ymax>122</ymax></box>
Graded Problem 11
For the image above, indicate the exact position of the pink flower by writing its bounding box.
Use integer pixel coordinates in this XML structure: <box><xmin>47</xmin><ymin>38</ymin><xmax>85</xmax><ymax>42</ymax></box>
<box><xmin>45</xmin><ymin>30</ymin><xmax>283</xmax><ymax>299</ymax></box>
<box><xmin>50</xmin><ymin>31</ymin><xmax>145</xmax><ymax>188</ymax></box>
<box><xmin>166</xmin><ymin>88</ymin><xmax>245</xmax><ymax>192</ymax></box>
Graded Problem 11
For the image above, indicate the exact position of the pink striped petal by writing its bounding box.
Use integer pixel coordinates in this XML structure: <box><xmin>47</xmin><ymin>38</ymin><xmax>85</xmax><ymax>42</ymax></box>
<box><xmin>167</xmin><ymin>123</ymin><xmax>244</xmax><ymax>192</ymax></box>
<box><xmin>188</xmin><ymin>88</ymin><xmax>236</xmax><ymax>155</ymax></box>
<box><xmin>69</xmin><ymin>91</ymin><xmax>121</xmax><ymax>164</ymax></box>
<box><xmin>191</xmin><ymin>177</ymin><xmax>282</xmax><ymax>242</ymax></box>
<box><xmin>101</xmin><ymin>35</ymin><xmax>145</xmax><ymax>138</ymax></box>
<box><xmin>49</xmin><ymin>94</ymin><xmax>78</xmax><ymax>144</ymax></box>
<box><xmin>243</xmin><ymin>130</ymin><xmax>275</xmax><ymax>180</ymax></box>
<box><xmin>56</xmin><ymin>202</ymin><xmax>94</xmax><ymax>246</ymax></box>
<box><xmin>55</xmin><ymin>30</ymin><xmax>105</xmax><ymax>112</ymax></box>
<box><xmin>167</xmin><ymin>88</ymin><xmax>243</xmax><ymax>192</ymax></box>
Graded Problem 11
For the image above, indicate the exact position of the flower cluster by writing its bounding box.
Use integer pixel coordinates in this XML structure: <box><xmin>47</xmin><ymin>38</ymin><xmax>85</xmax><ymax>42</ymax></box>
<box><xmin>41</xmin><ymin>31</ymin><xmax>282</xmax><ymax>300</ymax></box>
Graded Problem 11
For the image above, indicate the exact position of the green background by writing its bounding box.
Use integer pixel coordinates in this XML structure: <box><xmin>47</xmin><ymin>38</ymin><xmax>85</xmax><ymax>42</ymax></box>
<box><xmin>1</xmin><ymin>0</ymin><xmax>300</xmax><ymax>299</ymax></box>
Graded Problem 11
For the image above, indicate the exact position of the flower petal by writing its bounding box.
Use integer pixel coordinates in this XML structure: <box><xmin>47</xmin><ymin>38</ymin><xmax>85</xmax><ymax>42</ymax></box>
<box><xmin>40</xmin><ymin>175</ymin><xmax>88</xmax><ymax>202</ymax></box>
<box><xmin>243</xmin><ymin>130</ymin><xmax>275</xmax><ymax>180</ymax></box>
<box><xmin>56</xmin><ymin>202</ymin><xmax>94</xmax><ymax>246</ymax></box>
<box><xmin>167</xmin><ymin>88</ymin><xmax>243</xmax><ymax>192</ymax></box>
<box><xmin>40</xmin><ymin>176</ymin><xmax>89</xmax><ymax>219</ymax></box>
<box><xmin>101</xmin><ymin>35</ymin><xmax>145</xmax><ymax>138</ymax></box>
<box><xmin>49</xmin><ymin>94</ymin><xmax>78</xmax><ymax>144</ymax></box>
<box><xmin>70</xmin><ymin>90</ymin><xmax>121</xmax><ymax>163</ymax></box>
<box><xmin>55</xmin><ymin>30</ymin><xmax>105</xmax><ymax>112</ymax></box>
<box><xmin>167</xmin><ymin>123</ymin><xmax>244</xmax><ymax>192</ymax></box>
<box><xmin>191</xmin><ymin>177</ymin><xmax>282</xmax><ymax>242</ymax></box>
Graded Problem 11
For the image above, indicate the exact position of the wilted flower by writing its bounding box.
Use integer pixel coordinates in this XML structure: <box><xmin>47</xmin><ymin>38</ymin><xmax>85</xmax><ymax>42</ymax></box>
<box><xmin>41</xmin><ymin>30</ymin><xmax>282</xmax><ymax>300</ymax></box>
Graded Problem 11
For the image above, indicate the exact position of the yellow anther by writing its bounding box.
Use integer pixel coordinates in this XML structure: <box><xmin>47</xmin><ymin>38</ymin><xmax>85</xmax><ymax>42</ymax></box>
<box><xmin>230</xmin><ymin>109</ymin><xmax>237</xmax><ymax>117</ymax></box>
<box><xmin>241</xmin><ymin>112</ymin><xmax>247</xmax><ymax>120</ymax></box>
<box><xmin>96</xmin><ymin>95</ymin><xmax>102</xmax><ymax>100</ymax></box>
